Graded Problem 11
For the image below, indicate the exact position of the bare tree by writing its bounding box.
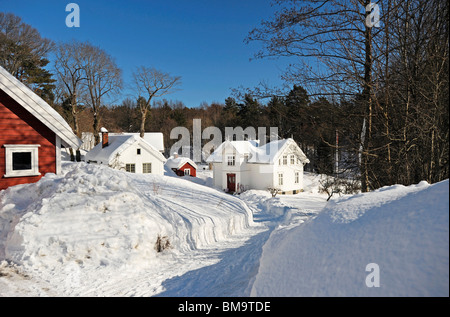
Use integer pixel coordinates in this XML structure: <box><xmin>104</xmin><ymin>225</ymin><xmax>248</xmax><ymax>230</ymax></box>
<box><xmin>133</xmin><ymin>66</ymin><xmax>181</xmax><ymax>137</ymax></box>
<box><xmin>246</xmin><ymin>0</ymin><xmax>379</xmax><ymax>191</ymax></box>
<box><xmin>247</xmin><ymin>0</ymin><xmax>448</xmax><ymax>189</ymax></box>
<box><xmin>80</xmin><ymin>43</ymin><xmax>122</xmax><ymax>144</ymax></box>
<box><xmin>53</xmin><ymin>41</ymin><xmax>87</xmax><ymax>137</ymax></box>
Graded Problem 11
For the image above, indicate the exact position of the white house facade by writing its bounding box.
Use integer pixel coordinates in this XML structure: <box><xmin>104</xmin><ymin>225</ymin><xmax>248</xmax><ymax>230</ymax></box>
<box><xmin>85</xmin><ymin>129</ymin><xmax>166</xmax><ymax>175</ymax></box>
<box><xmin>206</xmin><ymin>138</ymin><xmax>309</xmax><ymax>194</ymax></box>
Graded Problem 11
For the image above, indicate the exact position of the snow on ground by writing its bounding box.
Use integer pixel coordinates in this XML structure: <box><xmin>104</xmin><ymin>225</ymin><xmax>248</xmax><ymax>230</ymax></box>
<box><xmin>156</xmin><ymin>172</ymin><xmax>328</xmax><ymax>297</ymax></box>
<box><xmin>0</xmin><ymin>160</ymin><xmax>448</xmax><ymax>297</ymax></box>
<box><xmin>251</xmin><ymin>179</ymin><xmax>449</xmax><ymax>297</ymax></box>
<box><xmin>0</xmin><ymin>162</ymin><xmax>260</xmax><ymax>296</ymax></box>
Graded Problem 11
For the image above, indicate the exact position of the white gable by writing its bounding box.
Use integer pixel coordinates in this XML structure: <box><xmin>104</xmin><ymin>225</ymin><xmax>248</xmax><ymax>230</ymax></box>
<box><xmin>85</xmin><ymin>134</ymin><xmax>166</xmax><ymax>165</ymax></box>
<box><xmin>110</xmin><ymin>132</ymin><xmax>164</xmax><ymax>152</ymax></box>
<box><xmin>0</xmin><ymin>66</ymin><xmax>81</xmax><ymax>149</ymax></box>
<box><xmin>206</xmin><ymin>138</ymin><xmax>309</xmax><ymax>165</ymax></box>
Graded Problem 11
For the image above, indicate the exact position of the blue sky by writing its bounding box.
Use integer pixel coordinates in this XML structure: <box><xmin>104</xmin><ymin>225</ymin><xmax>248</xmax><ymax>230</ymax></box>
<box><xmin>1</xmin><ymin>0</ymin><xmax>291</xmax><ymax>107</ymax></box>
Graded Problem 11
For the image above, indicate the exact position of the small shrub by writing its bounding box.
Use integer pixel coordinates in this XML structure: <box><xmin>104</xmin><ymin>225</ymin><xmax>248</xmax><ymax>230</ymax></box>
<box><xmin>154</xmin><ymin>234</ymin><xmax>171</xmax><ymax>252</ymax></box>
<box><xmin>268</xmin><ymin>187</ymin><xmax>279</xmax><ymax>198</ymax></box>
<box><xmin>320</xmin><ymin>175</ymin><xmax>360</xmax><ymax>201</ymax></box>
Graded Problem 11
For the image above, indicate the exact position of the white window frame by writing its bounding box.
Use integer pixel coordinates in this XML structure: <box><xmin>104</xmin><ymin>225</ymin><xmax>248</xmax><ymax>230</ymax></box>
<box><xmin>4</xmin><ymin>144</ymin><xmax>41</xmax><ymax>178</ymax></box>
<box><xmin>278</xmin><ymin>173</ymin><xmax>284</xmax><ymax>186</ymax></box>
<box><xmin>125</xmin><ymin>163</ymin><xmax>136</xmax><ymax>173</ymax></box>
<box><xmin>184</xmin><ymin>168</ymin><xmax>190</xmax><ymax>176</ymax></box>
<box><xmin>290</xmin><ymin>155</ymin><xmax>295</xmax><ymax>165</ymax></box>
<box><xmin>295</xmin><ymin>171</ymin><xmax>299</xmax><ymax>184</ymax></box>
<box><xmin>142</xmin><ymin>162</ymin><xmax>152</xmax><ymax>174</ymax></box>
<box><xmin>282</xmin><ymin>155</ymin><xmax>287</xmax><ymax>165</ymax></box>
<box><xmin>227</xmin><ymin>155</ymin><xmax>235</xmax><ymax>166</ymax></box>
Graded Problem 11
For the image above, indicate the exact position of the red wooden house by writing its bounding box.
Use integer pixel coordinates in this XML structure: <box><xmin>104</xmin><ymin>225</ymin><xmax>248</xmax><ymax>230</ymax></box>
<box><xmin>166</xmin><ymin>154</ymin><xmax>197</xmax><ymax>177</ymax></box>
<box><xmin>0</xmin><ymin>66</ymin><xmax>81</xmax><ymax>190</ymax></box>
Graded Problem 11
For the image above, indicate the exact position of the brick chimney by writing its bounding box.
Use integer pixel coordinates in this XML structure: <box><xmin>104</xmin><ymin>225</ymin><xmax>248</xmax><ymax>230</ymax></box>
<box><xmin>101</xmin><ymin>127</ymin><xmax>109</xmax><ymax>148</ymax></box>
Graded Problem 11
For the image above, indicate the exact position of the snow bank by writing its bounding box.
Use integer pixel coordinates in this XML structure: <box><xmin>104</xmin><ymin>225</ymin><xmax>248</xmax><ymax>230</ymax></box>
<box><xmin>251</xmin><ymin>180</ymin><xmax>449</xmax><ymax>296</ymax></box>
<box><xmin>0</xmin><ymin>162</ymin><xmax>254</xmax><ymax>295</ymax></box>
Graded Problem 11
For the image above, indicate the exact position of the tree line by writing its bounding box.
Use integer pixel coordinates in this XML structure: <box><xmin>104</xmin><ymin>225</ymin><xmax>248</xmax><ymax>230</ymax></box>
<box><xmin>1</xmin><ymin>0</ymin><xmax>448</xmax><ymax>192</ymax></box>
<box><xmin>245</xmin><ymin>0</ymin><xmax>448</xmax><ymax>190</ymax></box>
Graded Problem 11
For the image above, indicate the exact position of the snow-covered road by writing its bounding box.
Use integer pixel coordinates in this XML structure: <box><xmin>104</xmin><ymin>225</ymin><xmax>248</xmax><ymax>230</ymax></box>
<box><xmin>0</xmin><ymin>163</ymin><xmax>327</xmax><ymax>296</ymax></box>
<box><xmin>2</xmin><ymin>163</ymin><xmax>446</xmax><ymax>297</ymax></box>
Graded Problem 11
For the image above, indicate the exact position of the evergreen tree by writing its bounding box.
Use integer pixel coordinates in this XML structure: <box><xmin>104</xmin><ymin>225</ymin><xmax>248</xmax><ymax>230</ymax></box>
<box><xmin>284</xmin><ymin>85</ymin><xmax>310</xmax><ymax>140</ymax></box>
<box><xmin>266</xmin><ymin>95</ymin><xmax>288</xmax><ymax>138</ymax></box>
<box><xmin>0</xmin><ymin>13</ymin><xmax>55</xmax><ymax>103</ymax></box>
<box><xmin>237</xmin><ymin>94</ymin><xmax>262</xmax><ymax>128</ymax></box>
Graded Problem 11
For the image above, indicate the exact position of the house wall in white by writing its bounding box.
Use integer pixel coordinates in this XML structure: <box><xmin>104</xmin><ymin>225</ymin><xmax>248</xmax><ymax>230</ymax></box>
<box><xmin>273</xmin><ymin>147</ymin><xmax>306</xmax><ymax>192</ymax></box>
<box><xmin>208</xmin><ymin>138</ymin><xmax>309</xmax><ymax>194</ymax></box>
<box><xmin>85</xmin><ymin>134</ymin><xmax>166</xmax><ymax>176</ymax></box>
<box><xmin>116</xmin><ymin>142</ymin><xmax>164</xmax><ymax>175</ymax></box>
<box><xmin>275</xmin><ymin>162</ymin><xmax>304</xmax><ymax>192</ymax></box>
<box><xmin>248</xmin><ymin>164</ymin><xmax>274</xmax><ymax>191</ymax></box>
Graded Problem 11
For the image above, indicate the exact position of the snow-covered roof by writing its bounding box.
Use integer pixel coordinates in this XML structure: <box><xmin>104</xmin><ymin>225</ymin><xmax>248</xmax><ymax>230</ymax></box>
<box><xmin>110</xmin><ymin>132</ymin><xmax>164</xmax><ymax>152</ymax></box>
<box><xmin>0</xmin><ymin>65</ymin><xmax>81</xmax><ymax>149</ymax></box>
<box><xmin>85</xmin><ymin>134</ymin><xmax>166</xmax><ymax>165</ymax></box>
<box><xmin>206</xmin><ymin>138</ymin><xmax>309</xmax><ymax>165</ymax></box>
<box><xmin>251</xmin><ymin>138</ymin><xmax>309</xmax><ymax>164</ymax></box>
<box><xmin>166</xmin><ymin>156</ymin><xmax>198</xmax><ymax>170</ymax></box>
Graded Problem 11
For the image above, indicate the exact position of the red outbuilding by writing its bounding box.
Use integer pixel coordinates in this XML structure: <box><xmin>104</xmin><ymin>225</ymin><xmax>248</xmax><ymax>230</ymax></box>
<box><xmin>165</xmin><ymin>154</ymin><xmax>197</xmax><ymax>177</ymax></box>
<box><xmin>0</xmin><ymin>66</ymin><xmax>81</xmax><ymax>190</ymax></box>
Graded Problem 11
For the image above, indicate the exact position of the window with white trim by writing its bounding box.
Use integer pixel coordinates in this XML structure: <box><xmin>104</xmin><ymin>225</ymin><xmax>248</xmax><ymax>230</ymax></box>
<box><xmin>278</xmin><ymin>173</ymin><xmax>284</xmax><ymax>186</ymax></box>
<box><xmin>282</xmin><ymin>155</ymin><xmax>287</xmax><ymax>165</ymax></box>
<box><xmin>290</xmin><ymin>155</ymin><xmax>295</xmax><ymax>165</ymax></box>
<box><xmin>227</xmin><ymin>155</ymin><xmax>235</xmax><ymax>166</ymax></box>
<box><xmin>4</xmin><ymin>144</ymin><xmax>41</xmax><ymax>178</ymax></box>
<box><xmin>142</xmin><ymin>163</ymin><xmax>152</xmax><ymax>174</ymax></box>
<box><xmin>125</xmin><ymin>163</ymin><xmax>135</xmax><ymax>173</ymax></box>
<box><xmin>295</xmin><ymin>171</ymin><xmax>299</xmax><ymax>184</ymax></box>
<box><xmin>184</xmin><ymin>168</ymin><xmax>190</xmax><ymax>176</ymax></box>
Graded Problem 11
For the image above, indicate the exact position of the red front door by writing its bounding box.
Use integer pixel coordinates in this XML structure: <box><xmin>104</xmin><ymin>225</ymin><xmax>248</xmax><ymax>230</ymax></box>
<box><xmin>227</xmin><ymin>173</ymin><xmax>236</xmax><ymax>192</ymax></box>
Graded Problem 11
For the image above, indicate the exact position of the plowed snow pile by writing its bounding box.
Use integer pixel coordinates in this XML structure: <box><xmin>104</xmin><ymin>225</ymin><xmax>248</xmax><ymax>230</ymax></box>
<box><xmin>0</xmin><ymin>162</ymin><xmax>255</xmax><ymax>296</ymax></box>
<box><xmin>251</xmin><ymin>180</ymin><xmax>449</xmax><ymax>296</ymax></box>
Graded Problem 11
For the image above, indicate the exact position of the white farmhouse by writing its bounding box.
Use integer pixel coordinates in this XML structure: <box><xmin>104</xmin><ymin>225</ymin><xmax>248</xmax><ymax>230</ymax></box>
<box><xmin>85</xmin><ymin>128</ymin><xmax>166</xmax><ymax>175</ymax></box>
<box><xmin>206</xmin><ymin>138</ymin><xmax>309</xmax><ymax>194</ymax></box>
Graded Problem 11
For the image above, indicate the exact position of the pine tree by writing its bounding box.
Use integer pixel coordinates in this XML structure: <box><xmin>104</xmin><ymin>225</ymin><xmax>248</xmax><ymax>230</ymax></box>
<box><xmin>0</xmin><ymin>13</ymin><xmax>55</xmax><ymax>103</ymax></box>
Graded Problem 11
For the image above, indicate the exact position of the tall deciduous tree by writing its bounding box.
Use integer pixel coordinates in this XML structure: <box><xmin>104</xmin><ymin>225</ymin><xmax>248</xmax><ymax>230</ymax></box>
<box><xmin>80</xmin><ymin>43</ymin><xmax>122</xmax><ymax>144</ymax></box>
<box><xmin>132</xmin><ymin>66</ymin><xmax>181</xmax><ymax>138</ymax></box>
<box><xmin>54</xmin><ymin>41</ymin><xmax>87</xmax><ymax>137</ymax></box>
<box><xmin>246</xmin><ymin>0</ymin><xmax>448</xmax><ymax>190</ymax></box>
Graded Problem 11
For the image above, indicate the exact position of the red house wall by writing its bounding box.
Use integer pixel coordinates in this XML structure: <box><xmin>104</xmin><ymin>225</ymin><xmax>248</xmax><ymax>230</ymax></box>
<box><xmin>175</xmin><ymin>162</ymin><xmax>197</xmax><ymax>177</ymax></box>
<box><xmin>0</xmin><ymin>90</ymin><xmax>56</xmax><ymax>190</ymax></box>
